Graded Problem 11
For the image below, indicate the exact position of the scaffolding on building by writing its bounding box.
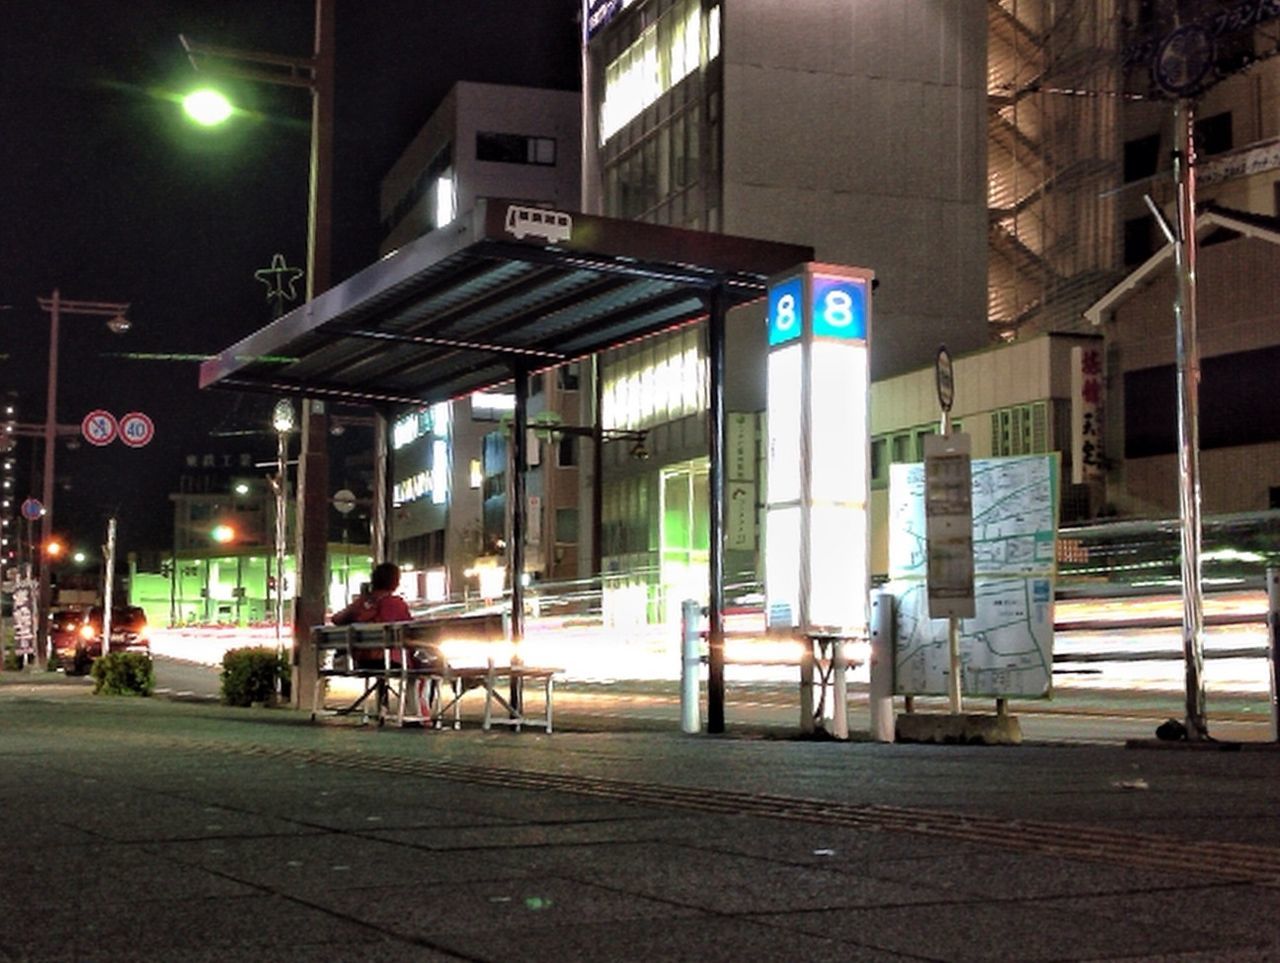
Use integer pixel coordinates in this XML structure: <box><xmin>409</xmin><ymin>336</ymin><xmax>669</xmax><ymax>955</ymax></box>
<box><xmin>988</xmin><ymin>0</ymin><xmax>1127</xmax><ymax>340</ymax></box>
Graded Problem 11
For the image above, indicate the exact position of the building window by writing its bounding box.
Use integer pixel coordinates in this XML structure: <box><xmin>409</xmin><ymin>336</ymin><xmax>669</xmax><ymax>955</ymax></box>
<box><xmin>555</xmin><ymin>508</ymin><xmax>579</xmax><ymax>544</ymax></box>
<box><xmin>476</xmin><ymin>132</ymin><xmax>557</xmax><ymax>166</ymax></box>
<box><xmin>1123</xmin><ymin>133</ymin><xmax>1160</xmax><ymax>183</ymax></box>
<box><xmin>870</xmin><ymin>437</ymin><xmax>888</xmax><ymax>489</ymax></box>
<box><xmin>1195</xmin><ymin>112</ymin><xmax>1232</xmax><ymax>157</ymax></box>
<box><xmin>991</xmin><ymin>403</ymin><xmax>1048</xmax><ymax>456</ymax></box>
<box><xmin>1124</xmin><ymin>215</ymin><xmax>1156</xmax><ymax>266</ymax></box>
<box><xmin>558</xmin><ymin>436</ymin><xmax>578</xmax><ymax>468</ymax></box>
<box><xmin>890</xmin><ymin>433</ymin><xmax>912</xmax><ymax>463</ymax></box>
<box><xmin>912</xmin><ymin>427</ymin><xmax>936</xmax><ymax>461</ymax></box>
<box><xmin>557</xmin><ymin>362</ymin><xmax>581</xmax><ymax>391</ymax></box>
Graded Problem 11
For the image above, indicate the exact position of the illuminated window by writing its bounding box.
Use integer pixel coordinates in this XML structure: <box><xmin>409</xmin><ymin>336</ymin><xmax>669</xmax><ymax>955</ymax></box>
<box><xmin>434</xmin><ymin>173</ymin><xmax>456</xmax><ymax>228</ymax></box>
<box><xmin>601</xmin><ymin>327</ymin><xmax>705</xmax><ymax>433</ymax></box>
<box><xmin>600</xmin><ymin>0</ymin><xmax>705</xmax><ymax>143</ymax></box>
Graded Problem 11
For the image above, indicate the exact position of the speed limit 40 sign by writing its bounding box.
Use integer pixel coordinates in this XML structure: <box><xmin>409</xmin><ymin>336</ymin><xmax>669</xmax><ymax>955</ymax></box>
<box><xmin>119</xmin><ymin>412</ymin><xmax>155</xmax><ymax>448</ymax></box>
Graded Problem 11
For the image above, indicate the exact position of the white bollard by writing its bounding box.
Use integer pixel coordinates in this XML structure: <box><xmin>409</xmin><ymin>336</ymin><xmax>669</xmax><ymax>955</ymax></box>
<box><xmin>832</xmin><ymin>638</ymin><xmax>849</xmax><ymax>740</ymax></box>
<box><xmin>869</xmin><ymin>591</ymin><xmax>896</xmax><ymax>742</ymax></box>
<box><xmin>680</xmin><ymin>599</ymin><xmax>702</xmax><ymax>734</ymax></box>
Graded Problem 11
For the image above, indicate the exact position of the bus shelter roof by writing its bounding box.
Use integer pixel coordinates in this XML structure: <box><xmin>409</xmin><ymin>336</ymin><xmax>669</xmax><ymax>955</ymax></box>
<box><xmin>199</xmin><ymin>198</ymin><xmax>814</xmax><ymax>408</ymax></box>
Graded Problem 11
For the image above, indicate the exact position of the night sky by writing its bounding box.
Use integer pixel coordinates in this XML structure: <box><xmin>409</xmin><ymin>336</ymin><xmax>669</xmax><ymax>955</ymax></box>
<box><xmin>1</xmin><ymin>1</ymin><xmax>581</xmax><ymax>557</ymax></box>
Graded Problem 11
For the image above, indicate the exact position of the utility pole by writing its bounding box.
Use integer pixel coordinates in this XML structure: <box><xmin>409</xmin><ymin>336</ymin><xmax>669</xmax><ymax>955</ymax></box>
<box><xmin>34</xmin><ymin>291</ymin><xmax>130</xmax><ymax>666</ymax></box>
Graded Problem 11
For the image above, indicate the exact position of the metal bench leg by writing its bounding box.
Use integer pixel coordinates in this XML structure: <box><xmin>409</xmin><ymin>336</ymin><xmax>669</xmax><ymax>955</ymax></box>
<box><xmin>482</xmin><ymin>661</ymin><xmax>494</xmax><ymax>731</ymax></box>
<box><xmin>545</xmin><ymin>675</ymin><xmax>554</xmax><ymax>734</ymax></box>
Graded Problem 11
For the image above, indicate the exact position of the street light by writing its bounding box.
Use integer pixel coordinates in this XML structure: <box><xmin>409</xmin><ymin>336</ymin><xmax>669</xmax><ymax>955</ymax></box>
<box><xmin>180</xmin><ymin>1</ymin><xmax>334</xmax><ymax>709</ymax></box>
<box><xmin>182</xmin><ymin>88</ymin><xmax>233</xmax><ymax>127</ymax></box>
<box><xmin>271</xmin><ymin>399</ymin><xmax>294</xmax><ymax>639</ymax></box>
<box><xmin>34</xmin><ymin>290</ymin><xmax>130</xmax><ymax>666</ymax></box>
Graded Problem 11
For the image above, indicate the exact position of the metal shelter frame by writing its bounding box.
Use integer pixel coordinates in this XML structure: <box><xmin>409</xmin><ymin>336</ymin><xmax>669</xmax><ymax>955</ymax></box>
<box><xmin>201</xmin><ymin>197</ymin><xmax>813</xmax><ymax>730</ymax></box>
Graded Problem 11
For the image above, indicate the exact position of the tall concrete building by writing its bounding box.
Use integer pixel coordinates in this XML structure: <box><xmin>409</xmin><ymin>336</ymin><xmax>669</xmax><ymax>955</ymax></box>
<box><xmin>583</xmin><ymin>0</ymin><xmax>990</xmax><ymax>379</ymax></box>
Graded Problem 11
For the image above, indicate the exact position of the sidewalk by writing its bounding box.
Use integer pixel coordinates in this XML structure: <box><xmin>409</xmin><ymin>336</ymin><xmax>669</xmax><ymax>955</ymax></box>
<box><xmin>3</xmin><ymin>672</ymin><xmax>1280</xmax><ymax>961</ymax></box>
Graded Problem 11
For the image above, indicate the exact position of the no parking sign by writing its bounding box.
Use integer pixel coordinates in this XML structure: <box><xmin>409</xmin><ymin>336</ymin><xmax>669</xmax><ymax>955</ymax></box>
<box><xmin>81</xmin><ymin>409</ymin><xmax>118</xmax><ymax>447</ymax></box>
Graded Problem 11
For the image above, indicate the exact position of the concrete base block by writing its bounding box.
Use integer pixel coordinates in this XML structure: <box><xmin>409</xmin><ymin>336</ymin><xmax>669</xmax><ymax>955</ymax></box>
<box><xmin>896</xmin><ymin>712</ymin><xmax>1022</xmax><ymax>746</ymax></box>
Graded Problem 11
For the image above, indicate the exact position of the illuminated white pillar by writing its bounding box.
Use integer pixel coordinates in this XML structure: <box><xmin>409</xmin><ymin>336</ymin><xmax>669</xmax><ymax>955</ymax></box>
<box><xmin>764</xmin><ymin>263</ymin><xmax>874</xmax><ymax>639</ymax></box>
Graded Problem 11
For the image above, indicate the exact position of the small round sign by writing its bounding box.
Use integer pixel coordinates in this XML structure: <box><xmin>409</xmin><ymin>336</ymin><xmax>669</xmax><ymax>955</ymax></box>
<box><xmin>118</xmin><ymin>411</ymin><xmax>155</xmax><ymax>448</ymax></box>
<box><xmin>935</xmin><ymin>346</ymin><xmax>955</xmax><ymax>413</ymax></box>
<box><xmin>81</xmin><ymin>409</ymin><xmax>118</xmax><ymax>447</ymax></box>
<box><xmin>20</xmin><ymin>498</ymin><xmax>43</xmax><ymax>521</ymax></box>
<box><xmin>332</xmin><ymin>488</ymin><xmax>357</xmax><ymax>515</ymax></box>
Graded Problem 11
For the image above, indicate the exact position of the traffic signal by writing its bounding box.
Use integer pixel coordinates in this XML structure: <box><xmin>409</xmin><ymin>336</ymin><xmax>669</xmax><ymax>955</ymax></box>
<box><xmin>210</xmin><ymin>524</ymin><xmax>236</xmax><ymax>544</ymax></box>
<box><xmin>44</xmin><ymin>539</ymin><xmax>65</xmax><ymax>558</ymax></box>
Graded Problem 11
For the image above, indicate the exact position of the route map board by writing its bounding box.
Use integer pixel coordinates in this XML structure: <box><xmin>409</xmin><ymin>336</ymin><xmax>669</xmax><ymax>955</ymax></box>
<box><xmin>887</xmin><ymin>455</ymin><xmax>1059</xmax><ymax>698</ymax></box>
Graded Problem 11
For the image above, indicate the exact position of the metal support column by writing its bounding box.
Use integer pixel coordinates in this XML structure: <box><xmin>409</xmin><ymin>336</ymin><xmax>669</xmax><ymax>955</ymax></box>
<box><xmin>1173</xmin><ymin>99</ymin><xmax>1208</xmax><ymax>740</ymax></box>
<box><xmin>510</xmin><ymin>366</ymin><xmax>529</xmax><ymax>714</ymax></box>
<box><xmin>706</xmin><ymin>285</ymin><xmax>728</xmax><ymax>734</ymax></box>
<box><xmin>371</xmin><ymin>409</ymin><xmax>389</xmax><ymax>564</ymax></box>
<box><xmin>291</xmin><ymin>0</ymin><xmax>335</xmax><ymax>712</ymax></box>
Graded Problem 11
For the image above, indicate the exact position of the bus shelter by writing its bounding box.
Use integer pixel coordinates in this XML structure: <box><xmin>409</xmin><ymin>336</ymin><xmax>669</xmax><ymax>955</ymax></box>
<box><xmin>201</xmin><ymin>197</ymin><xmax>812</xmax><ymax>730</ymax></box>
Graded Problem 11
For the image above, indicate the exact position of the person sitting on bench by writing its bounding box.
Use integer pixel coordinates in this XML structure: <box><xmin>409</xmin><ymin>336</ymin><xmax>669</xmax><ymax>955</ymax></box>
<box><xmin>331</xmin><ymin>562</ymin><xmax>412</xmax><ymax>669</ymax></box>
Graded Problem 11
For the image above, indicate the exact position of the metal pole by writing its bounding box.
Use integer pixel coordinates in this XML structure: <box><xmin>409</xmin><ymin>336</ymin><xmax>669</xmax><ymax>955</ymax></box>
<box><xmin>38</xmin><ymin>290</ymin><xmax>60</xmax><ymax>668</ymax></box>
<box><xmin>371</xmin><ymin>410</ymin><xmax>388</xmax><ymax>564</ymax></box>
<box><xmin>941</xmin><ymin>408</ymin><xmax>962</xmax><ymax>713</ymax></box>
<box><xmin>680</xmin><ymin>598</ymin><xmax>701</xmax><ymax>733</ymax></box>
<box><xmin>275</xmin><ymin>428</ymin><xmax>287</xmax><ymax>640</ymax></box>
<box><xmin>102</xmin><ymin>518</ymin><xmax>116</xmax><ymax>656</ymax></box>
<box><xmin>869</xmin><ymin>590</ymin><xmax>895</xmax><ymax>742</ymax></box>
<box><xmin>510</xmin><ymin>366</ymin><xmax>528</xmax><ymax>715</ymax></box>
<box><xmin>1173</xmin><ymin>99</ymin><xmax>1208</xmax><ymax>740</ymax></box>
<box><xmin>1268</xmin><ymin>567</ymin><xmax>1280</xmax><ymax>742</ymax></box>
<box><xmin>291</xmin><ymin>0</ymin><xmax>335</xmax><ymax>712</ymax></box>
<box><xmin>706</xmin><ymin>285</ymin><xmax>728</xmax><ymax>733</ymax></box>
<box><xmin>591</xmin><ymin>354</ymin><xmax>604</xmax><ymax>580</ymax></box>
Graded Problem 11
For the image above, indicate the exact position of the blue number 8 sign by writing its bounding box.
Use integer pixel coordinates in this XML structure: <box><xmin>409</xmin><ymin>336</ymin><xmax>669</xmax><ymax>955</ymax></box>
<box><xmin>767</xmin><ymin>276</ymin><xmax>803</xmax><ymax>346</ymax></box>
<box><xmin>811</xmin><ymin>276</ymin><xmax>867</xmax><ymax>341</ymax></box>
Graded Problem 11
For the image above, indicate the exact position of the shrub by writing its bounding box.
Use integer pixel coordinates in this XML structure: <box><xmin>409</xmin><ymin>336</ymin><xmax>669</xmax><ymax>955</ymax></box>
<box><xmin>91</xmin><ymin>652</ymin><xmax>155</xmax><ymax>696</ymax></box>
<box><xmin>220</xmin><ymin>646</ymin><xmax>290</xmax><ymax>707</ymax></box>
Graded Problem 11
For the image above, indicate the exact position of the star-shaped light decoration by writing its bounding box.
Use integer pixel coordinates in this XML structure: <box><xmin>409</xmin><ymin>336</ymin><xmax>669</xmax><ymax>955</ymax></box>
<box><xmin>254</xmin><ymin>254</ymin><xmax>305</xmax><ymax>318</ymax></box>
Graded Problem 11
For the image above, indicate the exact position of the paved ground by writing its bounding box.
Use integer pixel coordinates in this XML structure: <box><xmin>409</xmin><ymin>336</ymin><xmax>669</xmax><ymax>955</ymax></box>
<box><xmin>3</xmin><ymin>671</ymin><xmax>1280</xmax><ymax>962</ymax></box>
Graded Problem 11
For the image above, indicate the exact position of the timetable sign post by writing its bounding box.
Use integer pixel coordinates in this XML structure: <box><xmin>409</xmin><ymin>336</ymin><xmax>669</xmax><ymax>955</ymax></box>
<box><xmin>764</xmin><ymin>262</ymin><xmax>874</xmax><ymax>638</ymax></box>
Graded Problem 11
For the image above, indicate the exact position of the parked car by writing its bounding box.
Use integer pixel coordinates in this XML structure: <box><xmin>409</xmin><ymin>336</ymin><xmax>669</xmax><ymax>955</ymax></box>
<box><xmin>56</xmin><ymin>605</ymin><xmax>149</xmax><ymax>673</ymax></box>
<box><xmin>49</xmin><ymin>607</ymin><xmax>89</xmax><ymax>669</ymax></box>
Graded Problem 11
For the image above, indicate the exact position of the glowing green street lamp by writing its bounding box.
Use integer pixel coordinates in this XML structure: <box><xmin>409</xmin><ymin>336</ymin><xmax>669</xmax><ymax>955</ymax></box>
<box><xmin>182</xmin><ymin>88</ymin><xmax>233</xmax><ymax>127</ymax></box>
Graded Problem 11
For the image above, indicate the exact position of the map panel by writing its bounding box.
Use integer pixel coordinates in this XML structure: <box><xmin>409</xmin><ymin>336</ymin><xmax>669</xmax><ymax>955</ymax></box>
<box><xmin>888</xmin><ymin>455</ymin><xmax>1058</xmax><ymax>698</ymax></box>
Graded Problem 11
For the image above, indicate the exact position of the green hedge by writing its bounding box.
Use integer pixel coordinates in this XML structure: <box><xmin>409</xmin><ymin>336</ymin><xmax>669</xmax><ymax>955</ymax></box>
<box><xmin>220</xmin><ymin>646</ymin><xmax>290</xmax><ymax>707</ymax></box>
<box><xmin>91</xmin><ymin>653</ymin><xmax>155</xmax><ymax>696</ymax></box>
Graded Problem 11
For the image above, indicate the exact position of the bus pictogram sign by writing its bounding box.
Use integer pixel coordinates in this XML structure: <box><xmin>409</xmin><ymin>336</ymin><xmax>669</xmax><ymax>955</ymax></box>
<box><xmin>119</xmin><ymin>411</ymin><xmax>155</xmax><ymax>448</ymax></box>
<box><xmin>81</xmin><ymin>410</ymin><xmax>118</xmax><ymax>447</ymax></box>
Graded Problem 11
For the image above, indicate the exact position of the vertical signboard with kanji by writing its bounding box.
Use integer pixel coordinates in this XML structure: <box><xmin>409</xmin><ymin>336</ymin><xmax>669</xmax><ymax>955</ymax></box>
<box><xmin>1071</xmin><ymin>343</ymin><xmax>1105</xmax><ymax>485</ymax></box>
<box><xmin>11</xmin><ymin>575</ymin><xmax>38</xmax><ymax>658</ymax></box>
<box><xmin>726</xmin><ymin>413</ymin><xmax>757</xmax><ymax>551</ymax></box>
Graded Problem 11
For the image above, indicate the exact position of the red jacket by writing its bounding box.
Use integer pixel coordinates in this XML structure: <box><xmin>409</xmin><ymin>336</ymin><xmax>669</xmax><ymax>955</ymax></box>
<box><xmin>331</xmin><ymin>592</ymin><xmax>413</xmax><ymax>667</ymax></box>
